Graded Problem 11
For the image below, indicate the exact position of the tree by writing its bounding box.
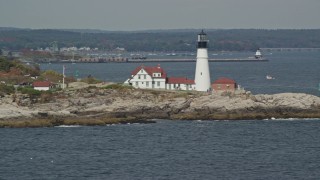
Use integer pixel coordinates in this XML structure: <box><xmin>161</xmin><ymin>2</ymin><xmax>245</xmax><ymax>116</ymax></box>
<box><xmin>40</xmin><ymin>70</ymin><xmax>63</xmax><ymax>83</ymax></box>
<box><xmin>0</xmin><ymin>57</ymin><xmax>13</xmax><ymax>72</ymax></box>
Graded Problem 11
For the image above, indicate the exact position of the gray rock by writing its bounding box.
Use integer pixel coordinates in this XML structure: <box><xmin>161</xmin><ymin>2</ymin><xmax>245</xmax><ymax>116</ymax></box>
<box><xmin>1</xmin><ymin>88</ymin><xmax>319</xmax><ymax>120</ymax></box>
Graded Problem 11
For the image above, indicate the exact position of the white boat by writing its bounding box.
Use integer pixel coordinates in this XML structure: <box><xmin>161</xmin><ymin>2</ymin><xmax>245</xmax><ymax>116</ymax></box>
<box><xmin>266</xmin><ymin>75</ymin><xmax>275</xmax><ymax>80</ymax></box>
<box><xmin>255</xmin><ymin>49</ymin><xmax>262</xmax><ymax>59</ymax></box>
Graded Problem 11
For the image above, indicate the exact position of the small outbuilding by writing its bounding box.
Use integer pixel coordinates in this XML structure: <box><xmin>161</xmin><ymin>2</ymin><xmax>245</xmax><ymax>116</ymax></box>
<box><xmin>166</xmin><ymin>77</ymin><xmax>195</xmax><ymax>90</ymax></box>
<box><xmin>32</xmin><ymin>81</ymin><xmax>53</xmax><ymax>91</ymax></box>
<box><xmin>212</xmin><ymin>77</ymin><xmax>237</xmax><ymax>92</ymax></box>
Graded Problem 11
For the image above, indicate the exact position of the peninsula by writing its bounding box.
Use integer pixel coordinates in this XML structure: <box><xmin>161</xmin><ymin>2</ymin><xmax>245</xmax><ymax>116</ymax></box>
<box><xmin>1</xmin><ymin>82</ymin><xmax>320</xmax><ymax>128</ymax></box>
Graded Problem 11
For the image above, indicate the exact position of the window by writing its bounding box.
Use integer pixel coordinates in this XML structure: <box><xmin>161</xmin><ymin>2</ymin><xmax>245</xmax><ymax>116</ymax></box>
<box><xmin>138</xmin><ymin>75</ymin><xmax>141</xmax><ymax>79</ymax></box>
<box><xmin>146</xmin><ymin>82</ymin><xmax>149</xmax><ymax>87</ymax></box>
<box><xmin>141</xmin><ymin>69</ymin><xmax>144</xmax><ymax>73</ymax></box>
<box><xmin>157</xmin><ymin>82</ymin><xmax>160</xmax><ymax>87</ymax></box>
<box><xmin>135</xmin><ymin>82</ymin><xmax>138</xmax><ymax>86</ymax></box>
<box><xmin>144</xmin><ymin>75</ymin><xmax>146</xmax><ymax>79</ymax></box>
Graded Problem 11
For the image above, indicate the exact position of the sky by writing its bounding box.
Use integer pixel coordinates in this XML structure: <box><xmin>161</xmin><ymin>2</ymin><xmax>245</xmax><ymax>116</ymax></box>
<box><xmin>0</xmin><ymin>0</ymin><xmax>320</xmax><ymax>31</ymax></box>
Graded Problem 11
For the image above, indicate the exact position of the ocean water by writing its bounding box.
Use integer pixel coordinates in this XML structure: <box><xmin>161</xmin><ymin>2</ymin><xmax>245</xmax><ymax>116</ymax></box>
<box><xmin>40</xmin><ymin>51</ymin><xmax>320</xmax><ymax>96</ymax></box>
<box><xmin>2</xmin><ymin>51</ymin><xmax>319</xmax><ymax>179</ymax></box>
<box><xmin>1</xmin><ymin>120</ymin><xmax>320</xmax><ymax>179</ymax></box>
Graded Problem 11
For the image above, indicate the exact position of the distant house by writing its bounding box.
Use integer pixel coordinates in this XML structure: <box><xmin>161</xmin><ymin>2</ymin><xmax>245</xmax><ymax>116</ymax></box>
<box><xmin>125</xmin><ymin>65</ymin><xmax>195</xmax><ymax>90</ymax></box>
<box><xmin>125</xmin><ymin>65</ymin><xmax>167</xmax><ymax>89</ymax></box>
<box><xmin>32</xmin><ymin>81</ymin><xmax>53</xmax><ymax>91</ymax></box>
<box><xmin>212</xmin><ymin>77</ymin><xmax>237</xmax><ymax>92</ymax></box>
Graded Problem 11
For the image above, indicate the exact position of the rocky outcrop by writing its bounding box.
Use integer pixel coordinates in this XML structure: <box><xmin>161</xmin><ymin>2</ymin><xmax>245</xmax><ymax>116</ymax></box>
<box><xmin>1</xmin><ymin>87</ymin><xmax>320</xmax><ymax>125</ymax></box>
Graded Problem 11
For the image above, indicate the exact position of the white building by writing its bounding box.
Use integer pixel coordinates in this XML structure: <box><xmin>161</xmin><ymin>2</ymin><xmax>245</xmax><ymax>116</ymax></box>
<box><xmin>166</xmin><ymin>77</ymin><xmax>196</xmax><ymax>91</ymax></box>
<box><xmin>32</xmin><ymin>81</ymin><xmax>53</xmax><ymax>91</ymax></box>
<box><xmin>125</xmin><ymin>65</ymin><xmax>195</xmax><ymax>90</ymax></box>
<box><xmin>195</xmin><ymin>30</ymin><xmax>211</xmax><ymax>92</ymax></box>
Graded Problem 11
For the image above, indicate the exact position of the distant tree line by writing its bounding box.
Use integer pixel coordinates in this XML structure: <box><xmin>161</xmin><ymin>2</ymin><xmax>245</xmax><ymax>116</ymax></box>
<box><xmin>1</xmin><ymin>29</ymin><xmax>320</xmax><ymax>52</ymax></box>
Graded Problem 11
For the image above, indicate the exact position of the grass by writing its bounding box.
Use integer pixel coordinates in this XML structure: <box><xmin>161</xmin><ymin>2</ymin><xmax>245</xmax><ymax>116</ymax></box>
<box><xmin>0</xmin><ymin>84</ymin><xmax>14</xmax><ymax>96</ymax></box>
<box><xmin>103</xmin><ymin>83</ymin><xmax>133</xmax><ymax>90</ymax></box>
<box><xmin>80</xmin><ymin>77</ymin><xmax>102</xmax><ymax>84</ymax></box>
<box><xmin>171</xmin><ymin>91</ymin><xmax>194</xmax><ymax>99</ymax></box>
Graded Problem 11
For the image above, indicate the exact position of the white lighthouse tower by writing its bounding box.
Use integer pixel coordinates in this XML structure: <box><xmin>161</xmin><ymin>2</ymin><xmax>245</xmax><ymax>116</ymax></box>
<box><xmin>195</xmin><ymin>30</ymin><xmax>211</xmax><ymax>92</ymax></box>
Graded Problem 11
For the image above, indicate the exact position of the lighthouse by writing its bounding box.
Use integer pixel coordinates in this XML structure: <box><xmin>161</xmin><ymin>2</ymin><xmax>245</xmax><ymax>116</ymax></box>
<box><xmin>195</xmin><ymin>30</ymin><xmax>211</xmax><ymax>92</ymax></box>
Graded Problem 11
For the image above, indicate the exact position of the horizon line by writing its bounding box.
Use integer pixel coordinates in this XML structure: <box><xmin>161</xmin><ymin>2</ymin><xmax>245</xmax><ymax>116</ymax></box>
<box><xmin>1</xmin><ymin>26</ymin><xmax>320</xmax><ymax>32</ymax></box>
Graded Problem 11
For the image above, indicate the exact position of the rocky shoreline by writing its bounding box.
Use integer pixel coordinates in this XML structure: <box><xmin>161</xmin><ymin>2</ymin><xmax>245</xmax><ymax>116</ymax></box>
<box><xmin>1</xmin><ymin>84</ymin><xmax>320</xmax><ymax>127</ymax></box>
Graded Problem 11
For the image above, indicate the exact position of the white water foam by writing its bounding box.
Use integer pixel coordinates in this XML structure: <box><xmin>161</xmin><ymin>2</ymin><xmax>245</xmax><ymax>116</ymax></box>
<box><xmin>55</xmin><ymin>125</ymin><xmax>82</xmax><ymax>128</ymax></box>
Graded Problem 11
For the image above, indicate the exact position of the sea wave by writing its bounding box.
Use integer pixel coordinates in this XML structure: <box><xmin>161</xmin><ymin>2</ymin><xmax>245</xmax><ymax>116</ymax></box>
<box><xmin>263</xmin><ymin>117</ymin><xmax>320</xmax><ymax>121</ymax></box>
<box><xmin>54</xmin><ymin>125</ymin><xmax>82</xmax><ymax>128</ymax></box>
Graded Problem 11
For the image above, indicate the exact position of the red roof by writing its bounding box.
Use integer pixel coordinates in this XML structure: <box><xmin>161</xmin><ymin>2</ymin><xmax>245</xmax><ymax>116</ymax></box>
<box><xmin>33</xmin><ymin>81</ymin><xmax>52</xmax><ymax>87</ymax></box>
<box><xmin>212</xmin><ymin>77</ymin><xmax>236</xmax><ymax>84</ymax></box>
<box><xmin>131</xmin><ymin>65</ymin><xmax>167</xmax><ymax>78</ymax></box>
<box><xmin>167</xmin><ymin>77</ymin><xmax>195</xmax><ymax>84</ymax></box>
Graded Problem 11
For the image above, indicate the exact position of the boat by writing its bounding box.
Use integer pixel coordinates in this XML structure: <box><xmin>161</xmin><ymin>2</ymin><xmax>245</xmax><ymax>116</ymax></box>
<box><xmin>255</xmin><ymin>49</ymin><xmax>262</xmax><ymax>59</ymax></box>
<box><xmin>166</xmin><ymin>53</ymin><xmax>177</xmax><ymax>56</ymax></box>
<box><xmin>266</xmin><ymin>75</ymin><xmax>275</xmax><ymax>80</ymax></box>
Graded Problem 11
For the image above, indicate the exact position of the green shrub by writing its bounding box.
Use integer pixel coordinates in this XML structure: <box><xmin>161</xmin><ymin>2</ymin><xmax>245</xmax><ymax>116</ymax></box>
<box><xmin>40</xmin><ymin>91</ymin><xmax>54</xmax><ymax>103</ymax></box>
<box><xmin>0</xmin><ymin>84</ymin><xmax>14</xmax><ymax>95</ymax></box>
<box><xmin>172</xmin><ymin>91</ymin><xmax>193</xmax><ymax>98</ymax></box>
<box><xmin>103</xmin><ymin>84</ymin><xmax>133</xmax><ymax>90</ymax></box>
<box><xmin>19</xmin><ymin>87</ymin><xmax>41</xmax><ymax>97</ymax></box>
<box><xmin>40</xmin><ymin>70</ymin><xmax>62</xmax><ymax>82</ymax></box>
<box><xmin>0</xmin><ymin>57</ymin><xmax>13</xmax><ymax>72</ymax></box>
<box><xmin>80</xmin><ymin>77</ymin><xmax>102</xmax><ymax>84</ymax></box>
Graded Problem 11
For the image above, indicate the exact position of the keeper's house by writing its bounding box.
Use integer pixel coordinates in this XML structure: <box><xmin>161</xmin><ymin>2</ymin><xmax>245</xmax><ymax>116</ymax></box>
<box><xmin>124</xmin><ymin>65</ymin><xmax>195</xmax><ymax>91</ymax></box>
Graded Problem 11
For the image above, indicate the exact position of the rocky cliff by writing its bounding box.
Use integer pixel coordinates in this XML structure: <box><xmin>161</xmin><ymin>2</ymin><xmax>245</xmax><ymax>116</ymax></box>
<box><xmin>1</xmin><ymin>85</ymin><xmax>320</xmax><ymax>127</ymax></box>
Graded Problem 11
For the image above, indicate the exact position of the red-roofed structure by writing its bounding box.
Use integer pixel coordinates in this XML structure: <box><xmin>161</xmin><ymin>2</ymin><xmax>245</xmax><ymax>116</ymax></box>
<box><xmin>167</xmin><ymin>77</ymin><xmax>195</xmax><ymax>90</ymax></box>
<box><xmin>167</xmin><ymin>77</ymin><xmax>195</xmax><ymax>85</ymax></box>
<box><xmin>213</xmin><ymin>77</ymin><xmax>236</xmax><ymax>84</ymax></box>
<box><xmin>32</xmin><ymin>81</ymin><xmax>53</xmax><ymax>91</ymax></box>
<box><xmin>125</xmin><ymin>65</ymin><xmax>196</xmax><ymax>90</ymax></box>
<box><xmin>131</xmin><ymin>65</ymin><xmax>167</xmax><ymax>79</ymax></box>
<box><xmin>212</xmin><ymin>77</ymin><xmax>237</xmax><ymax>92</ymax></box>
<box><xmin>126</xmin><ymin>65</ymin><xmax>167</xmax><ymax>89</ymax></box>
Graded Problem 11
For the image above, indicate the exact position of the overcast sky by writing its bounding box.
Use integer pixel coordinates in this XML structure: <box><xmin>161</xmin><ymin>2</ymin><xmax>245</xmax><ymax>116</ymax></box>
<box><xmin>0</xmin><ymin>0</ymin><xmax>319</xmax><ymax>30</ymax></box>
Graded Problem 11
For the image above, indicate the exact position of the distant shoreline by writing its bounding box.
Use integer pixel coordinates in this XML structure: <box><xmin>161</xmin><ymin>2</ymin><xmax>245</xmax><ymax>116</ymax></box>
<box><xmin>128</xmin><ymin>58</ymin><xmax>269</xmax><ymax>63</ymax></box>
<box><xmin>35</xmin><ymin>58</ymin><xmax>269</xmax><ymax>64</ymax></box>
